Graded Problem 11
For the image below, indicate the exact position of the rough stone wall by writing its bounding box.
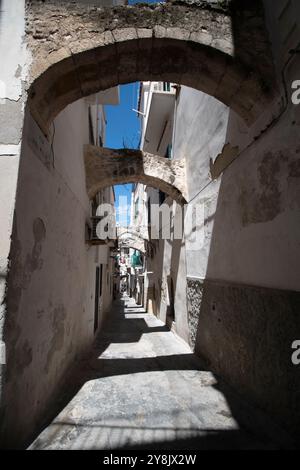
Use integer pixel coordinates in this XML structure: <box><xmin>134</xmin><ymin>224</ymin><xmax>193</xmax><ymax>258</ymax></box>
<box><xmin>84</xmin><ymin>145</ymin><xmax>187</xmax><ymax>204</ymax></box>
<box><xmin>186</xmin><ymin>278</ymin><xmax>203</xmax><ymax>351</ymax></box>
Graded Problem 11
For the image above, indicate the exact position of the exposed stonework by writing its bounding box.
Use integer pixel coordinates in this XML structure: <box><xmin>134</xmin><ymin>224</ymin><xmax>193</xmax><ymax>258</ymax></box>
<box><xmin>25</xmin><ymin>1</ymin><xmax>277</xmax><ymax>135</ymax></box>
<box><xmin>118</xmin><ymin>229</ymin><xmax>146</xmax><ymax>254</ymax></box>
<box><xmin>84</xmin><ymin>145</ymin><xmax>187</xmax><ymax>204</ymax></box>
<box><xmin>186</xmin><ymin>278</ymin><xmax>203</xmax><ymax>350</ymax></box>
<box><xmin>117</xmin><ymin>227</ymin><xmax>148</xmax><ymax>240</ymax></box>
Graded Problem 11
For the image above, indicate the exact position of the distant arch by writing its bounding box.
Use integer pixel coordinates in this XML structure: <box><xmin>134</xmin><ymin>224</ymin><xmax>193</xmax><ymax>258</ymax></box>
<box><xmin>118</xmin><ymin>228</ymin><xmax>147</xmax><ymax>254</ymax></box>
<box><xmin>118</xmin><ymin>228</ymin><xmax>147</xmax><ymax>240</ymax></box>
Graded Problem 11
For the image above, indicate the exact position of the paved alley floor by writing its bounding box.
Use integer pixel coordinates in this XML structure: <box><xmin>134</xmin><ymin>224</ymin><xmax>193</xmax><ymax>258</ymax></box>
<box><xmin>29</xmin><ymin>296</ymin><xmax>275</xmax><ymax>450</ymax></box>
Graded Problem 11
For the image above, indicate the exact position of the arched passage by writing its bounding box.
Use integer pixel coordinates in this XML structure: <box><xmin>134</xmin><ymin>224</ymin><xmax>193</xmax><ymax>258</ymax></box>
<box><xmin>85</xmin><ymin>145</ymin><xmax>186</xmax><ymax>204</ymax></box>
<box><xmin>26</xmin><ymin>2</ymin><xmax>276</xmax><ymax>136</ymax></box>
<box><xmin>0</xmin><ymin>1</ymin><xmax>287</xmax><ymax>450</ymax></box>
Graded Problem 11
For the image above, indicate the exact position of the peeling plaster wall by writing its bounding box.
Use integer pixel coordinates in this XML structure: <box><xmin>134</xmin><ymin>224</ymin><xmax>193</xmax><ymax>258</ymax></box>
<box><xmin>0</xmin><ymin>0</ymin><xmax>30</xmax><ymax>406</ymax></box>
<box><xmin>175</xmin><ymin>82</ymin><xmax>300</xmax><ymax>291</ymax></box>
<box><xmin>164</xmin><ymin>0</ymin><xmax>300</xmax><ymax>439</ymax></box>
<box><xmin>0</xmin><ymin>98</ymin><xmax>112</xmax><ymax>448</ymax></box>
<box><xmin>207</xmin><ymin>110</ymin><xmax>300</xmax><ymax>291</ymax></box>
<box><xmin>174</xmin><ymin>8</ymin><xmax>300</xmax><ymax>440</ymax></box>
<box><xmin>196</xmin><ymin>63</ymin><xmax>300</xmax><ymax>439</ymax></box>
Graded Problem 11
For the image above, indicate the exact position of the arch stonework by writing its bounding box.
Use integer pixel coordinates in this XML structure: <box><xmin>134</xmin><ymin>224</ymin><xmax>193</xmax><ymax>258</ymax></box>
<box><xmin>117</xmin><ymin>228</ymin><xmax>147</xmax><ymax>255</ymax></box>
<box><xmin>25</xmin><ymin>2</ymin><xmax>276</xmax><ymax>136</ymax></box>
<box><xmin>118</xmin><ymin>227</ymin><xmax>148</xmax><ymax>241</ymax></box>
<box><xmin>85</xmin><ymin>145</ymin><xmax>187</xmax><ymax>204</ymax></box>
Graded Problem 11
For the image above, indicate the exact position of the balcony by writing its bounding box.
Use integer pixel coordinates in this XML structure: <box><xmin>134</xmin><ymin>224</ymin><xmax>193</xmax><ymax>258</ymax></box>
<box><xmin>141</xmin><ymin>82</ymin><xmax>176</xmax><ymax>158</ymax></box>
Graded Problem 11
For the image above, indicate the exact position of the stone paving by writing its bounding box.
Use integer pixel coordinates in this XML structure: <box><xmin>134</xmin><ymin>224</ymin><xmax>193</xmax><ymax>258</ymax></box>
<box><xmin>29</xmin><ymin>296</ymin><xmax>275</xmax><ymax>450</ymax></box>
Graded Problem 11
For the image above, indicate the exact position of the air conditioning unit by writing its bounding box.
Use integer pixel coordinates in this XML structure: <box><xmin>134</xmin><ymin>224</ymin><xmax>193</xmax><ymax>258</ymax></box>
<box><xmin>86</xmin><ymin>216</ymin><xmax>117</xmax><ymax>246</ymax></box>
<box><xmin>86</xmin><ymin>216</ymin><xmax>107</xmax><ymax>245</ymax></box>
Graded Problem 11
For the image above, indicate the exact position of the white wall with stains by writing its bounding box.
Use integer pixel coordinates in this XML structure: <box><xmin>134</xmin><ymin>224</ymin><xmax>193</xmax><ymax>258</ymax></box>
<box><xmin>0</xmin><ymin>0</ymin><xmax>30</xmax><ymax>378</ymax></box>
<box><xmin>1</xmin><ymin>97</ymin><xmax>113</xmax><ymax>447</ymax></box>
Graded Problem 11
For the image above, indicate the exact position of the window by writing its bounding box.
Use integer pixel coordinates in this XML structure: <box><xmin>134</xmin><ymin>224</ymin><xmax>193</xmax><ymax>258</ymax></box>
<box><xmin>99</xmin><ymin>264</ymin><xmax>103</xmax><ymax>297</ymax></box>
<box><xmin>131</xmin><ymin>250</ymin><xmax>142</xmax><ymax>268</ymax></box>
<box><xmin>167</xmin><ymin>276</ymin><xmax>175</xmax><ymax>324</ymax></box>
<box><xmin>88</xmin><ymin>106</ymin><xmax>95</xmax><ymax>145</ymax></box>
<box><xmin>147</xmin><ymin>198</ymin><xmax>151</xmax><ymax>225</ymax></box>
<box><xmin>91</xmin><ymin>197</ymin><xmax>97</xmax><ymax>216</ymax></box>
<box><xmin>159</xmin><ymin>190</ymin><xmax>166</xmax><ymax>206</ymax></box>
<box><xmin>94</xmin><ymin>264</ymin><xmax>103</xmax><ymax>333</ymax></box>
<box><xmin>135</xmin><ymin>197</ymin><xmax>139</xmax><ymax>219</ymax></box>
<box><xmin>165</xmin><ymin>144</ymin><xmax>172</xmax><ymax>159</ymax></box>
<box><xmin>94</xmin><ymin>267</ymin><xmax>100</xmax><ymax>332</ymax></box>
<box><xmin>163</xmin><ymin>82</ymin><xmax>171</xmax><ymax>92</ymax></box>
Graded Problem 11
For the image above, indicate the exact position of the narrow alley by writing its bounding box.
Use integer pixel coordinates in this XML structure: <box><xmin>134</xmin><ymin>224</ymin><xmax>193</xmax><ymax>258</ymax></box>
<box><xmin>29</xmin><ymin>296</ymin><xmax>275</xmax><ymax>450</ymax></box>
<box><xmin>1</xmin><ymin>0</ymin><xmax>300</xmax><ymax>452</ymax></box>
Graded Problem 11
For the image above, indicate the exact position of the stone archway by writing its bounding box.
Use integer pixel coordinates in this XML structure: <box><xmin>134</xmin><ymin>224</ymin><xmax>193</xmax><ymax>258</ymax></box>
<box><xmin>26</xmin><ymin>1</ymin><xmax>276</xmax><ymax>136</ymax></box>
<box><xmin>118</xmin><ymin>227</ymin><xmax>147</xmax><ymax>254</ymax></box>
<box><xmin>85</xmin><ymin>145</ymin><xmax>187</xmax><ymax>204</ymax></box>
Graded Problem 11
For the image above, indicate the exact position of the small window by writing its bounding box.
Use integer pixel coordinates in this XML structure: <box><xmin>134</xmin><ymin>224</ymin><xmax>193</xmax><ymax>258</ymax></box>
<box><xmin>159</xmin><ymin>190</ymin><xmax>166</xmax><ymax>206</ymax></box>
<box><xmin>94</xmin><ymin>266</ymin><xmax>100</xmax><ymax>332</ymax></box>
<box><xmin>163</xmin><ymin>82</ymin><xmax>170</xmax><ymax>92</ymax></box>
<box><xmin>135</xmin><ymin>197</ymin><xmax>139</xmax><ymax>219</ymax></box>
<box><xmin>99</xmin><ymin>264</ymin><xmax>103</xmax><ymax>297</ymax></box>
<box><xmin>165</xmin><ymin>144</ymin><xmax>172</xmax><ymax>159</ymax></box>
<box><xmin>147</xmin><ymin>198</ymin><xmax>151</xmax><ymax>225</ymax></box>
<box><xmin>88</xmin><ymin>106</ymin><xmax>95</xmax><ymax>145</ymax></box>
